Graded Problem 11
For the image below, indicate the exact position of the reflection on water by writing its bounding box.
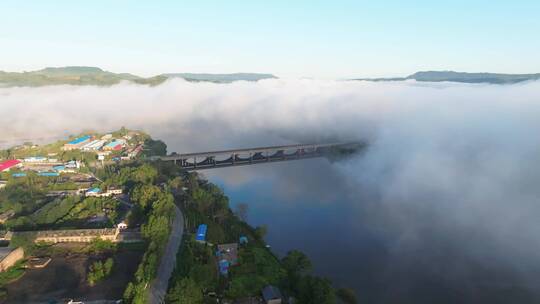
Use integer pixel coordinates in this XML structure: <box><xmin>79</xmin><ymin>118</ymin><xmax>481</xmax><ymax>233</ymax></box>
<box><xmin>203</xmin><ymin>158</ymin><xmax>540</xmax><ymax>304</ymax></box>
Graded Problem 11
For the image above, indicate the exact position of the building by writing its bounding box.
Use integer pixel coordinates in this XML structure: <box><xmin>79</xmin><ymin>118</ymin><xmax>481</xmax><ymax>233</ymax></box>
<box><xmin>86</xmin><ymin>187</ymin><xmax>102</xmax><ymax>197</ymax></box>
<box><xmin>107</xmin><ymin>188</ymin><xmax>123</xmax><ymax>195</ymax></box>
<box><xmin>127</xmin><ymin>145</ymin><xmax>144</xmax><ymax>159</ymax></box>
<box><xmin>81</xmin><ymin>139</ymin><xmax>106</xmax><ymax>151</ymax></box>
<box><xmin>0</xmin><ymin>247</ymin><xmax>24</xmax><ymax>272</ymax></box>
<box><xmin>101</xmin><ymin>134</ymin><xmax>113</xmax><ymax>140</ymax></box>
<box><xmin>196</xmin><ymin>224</ymin><xmax>207</xmax><ymax>243</ymax></box>
<box><xmin>62</xmin><ymin>135</ymin><xmax>92</xmax><ymax>151</ymax></box>
<box><xmin>117</xmin><ymin>221</ymin><xmax>128</xmax><ymax>229</ymax></box>
<box><xmin>32</xmin><ymin>228</ymin><xmax>120</xmax><ymax>243</ymax></box>
<box><xmin>262</xmin><ymin>286</ymin><xmax>283</xmax><ymax>304</ymax></box>
<box><xmin>11</xmin><ymin>173</ymin><xmax>27</xmax><ymax>178</ymax></box>
<box><xmin>38</xmin><ymin>172</ymin><xmax>60</xmax><ymax>177</ymax></box>
<box><xmin>216</xmin><ymin>243</ymin><xmax>239</xmax><ymax>275</ymax></box>
<box><xmin>103</xmin><ymin>140</ymin><xmax>125</xmax><ymax>151</ymax></box>
<box><xmin>0</xmin><ymin>160</ymin><xmax>22</xmax><ymax>172</ymax></box>
<box><xmin>65</xmin><ymin>160</ymin><xmax>81</xmax><ymax>169</ymax></box>
<box><xmin>23</xmin><ymin>156</ymin><xmax>48</xmax><ymax>163</ymax></box>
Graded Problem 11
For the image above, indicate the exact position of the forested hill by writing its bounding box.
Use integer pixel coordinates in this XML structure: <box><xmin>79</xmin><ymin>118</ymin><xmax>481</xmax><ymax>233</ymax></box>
<box><xmin>355</xmin><ymin>71</ymin><xmax>540</xmax><ymax>84</ymax></box>
<box><xmin>0</xmin><ymin>66</ymin><xmax>277</xmax><ymax>87</ymax></box>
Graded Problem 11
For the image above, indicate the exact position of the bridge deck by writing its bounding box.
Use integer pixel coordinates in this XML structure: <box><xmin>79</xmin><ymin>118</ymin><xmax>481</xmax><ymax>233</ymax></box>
<box><xmin>159</xmin><ymin>142</ymin><xmax>354</xmax><ymax>160</ymax></box>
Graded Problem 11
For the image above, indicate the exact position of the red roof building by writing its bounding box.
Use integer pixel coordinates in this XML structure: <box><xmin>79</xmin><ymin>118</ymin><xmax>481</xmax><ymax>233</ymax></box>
<box><xmin>0</xmin><ymin>160</ymin><xmax>21</xmax><ymax>172</ymax></box>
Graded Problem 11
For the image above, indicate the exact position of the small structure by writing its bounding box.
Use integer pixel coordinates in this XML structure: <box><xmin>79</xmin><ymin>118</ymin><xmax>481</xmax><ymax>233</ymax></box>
<box><xmin>26</xmin><ymin>256</ymin><xmax>52</xmax><ymax>269</ymax></box>
<box><xmin>0</xmin><ymin>247</ymin><xmax>24</xmax><ymax>272</ymax></box>
<box><xmin>262</xmin><ymin>285</ymin><xmax>283</xmax><ymax>304</ymax></box>
<box><xmin>11</xmin><ymin>172</ymin><xmax>27</xmax><ymax>178</ymax></box>
<box><xmin>117</xmin><ymin>221</ymin><xmax>128</xmax><ymax>230</ymax></box>
<box><xmin>0</xmin><ymin>180</ymin><xmax>6</xmax><ymax>190</ymax></box>
<box><xmin>216</xmin><ymin>243</ymin><xmax>239</xmax><ymax>275</ymax></box>
<box><xmin>65</xmin><ymin>160</ymin><xmax>81</xmax><ymax>169</ymax></box>
<box><xmin>196</xmin><ymin>224</ymin><xmax>207</xmax><ymax>243</ymax></box>
<box><xmin>0</xmin><ymin>160</ymin><xmax>22</xmax><ymax>172</ymax></box>
<box><xmin>239</xmin><ymin>236</ymin><xmax>249</xmax><ymax>245</ymax></box>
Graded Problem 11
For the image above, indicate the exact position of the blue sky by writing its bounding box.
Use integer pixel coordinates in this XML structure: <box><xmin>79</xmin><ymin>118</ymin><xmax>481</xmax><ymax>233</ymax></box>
<box><xmin>1</xmin><ymin>1</ymin><xmax>539</xmax><ymax>78</ymax></box>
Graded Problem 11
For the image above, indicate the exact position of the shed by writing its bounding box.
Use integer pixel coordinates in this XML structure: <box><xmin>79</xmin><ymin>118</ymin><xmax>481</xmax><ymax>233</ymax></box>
<box><xmin>196</xmin><ymin>224</ymin><xmax>207</xmax><ymax>242</ymax></box>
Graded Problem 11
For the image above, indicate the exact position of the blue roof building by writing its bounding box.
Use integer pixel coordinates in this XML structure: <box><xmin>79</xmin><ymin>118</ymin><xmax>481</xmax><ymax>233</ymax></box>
<box><xmin>53</xmin><ymin>165</ymin><xmax>65</xmax><ymax>171</ymax></box>
<box><xmin>38</xmin><ymin>172</ymin><xmax>60</xmax><ymax>177</ymax></box>
<box><xmin>87</xmin><ymin>187</ymin><xmax>101</xmax><ymax>193</ymax></box>
<box><xmin>68</xmin><ymin>135</ymin><xmax>91</xmax><ymax>145</ymax></box>
<box><xmin>218</xmin><ymin>259</ymin><xmax>230</xmax><ymax>275</ymax></box>
<box><xmin>12</xmin><ymin>173</ymin><xmax>27</xmax><ymax>177</ymax></box>
<box><xmin>196</xmin><ymin>224</ymin><xmax>207</xmax><ymax>242</ymax></box>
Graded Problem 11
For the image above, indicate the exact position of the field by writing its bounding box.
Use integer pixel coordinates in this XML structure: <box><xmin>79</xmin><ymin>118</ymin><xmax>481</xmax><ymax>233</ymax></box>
<box><xmin>2</xmin><ymin>247</ymin><xmax>144</xmax><ymax>303</ymax></box>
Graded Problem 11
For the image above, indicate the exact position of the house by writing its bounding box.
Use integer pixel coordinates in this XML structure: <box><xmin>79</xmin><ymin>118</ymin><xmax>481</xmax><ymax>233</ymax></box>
<box><xmin>262</xmin><ymin>285</ymin><xmax>283</xmax><ymax>304</ymax></box>
<box><xmin>0</xmin><ymin>160</ymin><xmax>22</xmax><ymax>172</ymax></box>
<box><xmin>11</xmin><ymin>173</ymin><xmax>27</xmax><ymax>178</ymax></box>
<box><xmin>216</xmin><ymin>243</ymin><xmax>239</xmax><ymax>275</ymax></box>
<box><xmin>101</xmin><ymin>134</ymin><xmax>113</xmax><ymax>140</ymax></box>
<box><xmin>196</xmin><ymin>224</ymin><xmax>207</xmax><ymax>243</ymax></box>
<box><xmin>0</xmin><ymin>247</ymin><xmax>24</xmax><ymax>272</ymax></box>
<box><xmin>86</xmin><ymin>187</ymin><xmax>102</xmax><ymax>197</ymax></box>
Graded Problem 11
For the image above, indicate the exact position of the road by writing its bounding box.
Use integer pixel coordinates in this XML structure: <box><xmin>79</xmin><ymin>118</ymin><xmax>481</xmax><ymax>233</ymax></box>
<box><xmin>148</xmin><ymin>205</ymin><xmax>184</xmax><ymax>304</ymax></box>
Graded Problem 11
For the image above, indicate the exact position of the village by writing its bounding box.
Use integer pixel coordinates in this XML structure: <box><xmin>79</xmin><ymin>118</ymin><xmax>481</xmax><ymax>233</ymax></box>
<box><xmin>0</xmin><ymin>129</ymin><xmax>336</xmax><ymax>304</ymax></box>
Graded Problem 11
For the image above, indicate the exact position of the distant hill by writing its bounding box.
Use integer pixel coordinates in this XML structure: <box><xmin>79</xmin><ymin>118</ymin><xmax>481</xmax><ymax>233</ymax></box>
<box><xmin>0</xmin><ymin>66</ymin><xmax>277</xmax><ymax>87</ymax></box>
<box><xmin>355</xmin><ymin>71</ymin><xmax>540</xmax><ymax>84</ymax></box>
<box><xmin>163</xmin><ymin>73</ymin><xmax>276</xmax><ymax>83</ymax></box>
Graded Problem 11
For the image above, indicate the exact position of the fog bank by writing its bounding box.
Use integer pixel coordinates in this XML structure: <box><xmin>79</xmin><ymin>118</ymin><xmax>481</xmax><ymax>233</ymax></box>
<box><xmin>2</xmin><ymin>79</ymin><xmax>540</xmax><ymax>302</ymax></box>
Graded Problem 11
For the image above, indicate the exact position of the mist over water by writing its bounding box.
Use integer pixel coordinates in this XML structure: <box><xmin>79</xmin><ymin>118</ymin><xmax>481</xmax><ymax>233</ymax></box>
<box><xmin>2</xmin><ymin>79</ymin><xmax>540</xmax><ymax>302</ymax></box>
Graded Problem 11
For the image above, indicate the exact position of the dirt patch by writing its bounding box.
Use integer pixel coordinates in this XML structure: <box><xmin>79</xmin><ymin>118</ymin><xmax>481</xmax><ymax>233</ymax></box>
<box><xmin>2</xmin><ymin>248</ymin><xmax>144</xmax><ymax>304</ymax></box>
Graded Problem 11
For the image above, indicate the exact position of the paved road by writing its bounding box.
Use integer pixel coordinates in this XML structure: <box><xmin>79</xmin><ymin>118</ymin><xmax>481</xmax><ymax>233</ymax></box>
<box><xmin>148</xmin><ymin>205</ymin><xmax>184</xmax><ymax>304</ymax></box>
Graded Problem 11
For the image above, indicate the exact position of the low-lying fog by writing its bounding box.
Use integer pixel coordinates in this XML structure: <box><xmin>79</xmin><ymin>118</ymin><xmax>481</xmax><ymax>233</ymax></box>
<box><xmin>2</xmin><ymin>79</ymin><xmax>540</xmax><ymax>303</ymax></box>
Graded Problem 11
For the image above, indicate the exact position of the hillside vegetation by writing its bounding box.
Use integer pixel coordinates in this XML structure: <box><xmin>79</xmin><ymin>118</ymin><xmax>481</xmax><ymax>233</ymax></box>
<box><xmin>0</xmin><ymin>66</ymin><xmax>276</xmax><ymax>87</ymax></box>
<box><xmin>355</xmin><ymin>70</ymin><xmax>540</xmax><ymax>84</ymax></box>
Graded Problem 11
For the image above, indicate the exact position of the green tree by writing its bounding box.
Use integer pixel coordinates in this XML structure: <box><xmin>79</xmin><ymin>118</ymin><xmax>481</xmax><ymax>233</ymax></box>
<box><xmin>166</xmin><ymin>277</ymin><xmax>203</xmax><ymax>304</ymax></box>
<box><xmin>297</xmin><ymin>275</ymin><xmax>336</xmax><ymax>304</ymax></box>
<box><xmin>282</xmin><ymin>250</ymin><xmax>312</xmax><ymax>293</ymax></box>
<box><xmin>254</xmin><ymin>225</ymin><xmax>268</xmax><ymax>240</ymax></box>
<box><xmin>336</xmin><ymin>288</ymin><xmax>358</xmax><ymax>304</ymax></box>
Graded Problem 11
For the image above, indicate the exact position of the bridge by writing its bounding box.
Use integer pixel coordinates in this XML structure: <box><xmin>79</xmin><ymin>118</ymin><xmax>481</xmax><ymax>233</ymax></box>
<box><xmin>153</xmin><ymin>142</ymin><xmax>361</xmax><ymax>170</ymax></box>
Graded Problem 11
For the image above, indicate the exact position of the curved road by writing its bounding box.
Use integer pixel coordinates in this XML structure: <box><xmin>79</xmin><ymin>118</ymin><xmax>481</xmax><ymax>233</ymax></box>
<box><xmin>148</xmin><ymin>205</ymin><xmax>184</xmax><ymax>303</ymax></box>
